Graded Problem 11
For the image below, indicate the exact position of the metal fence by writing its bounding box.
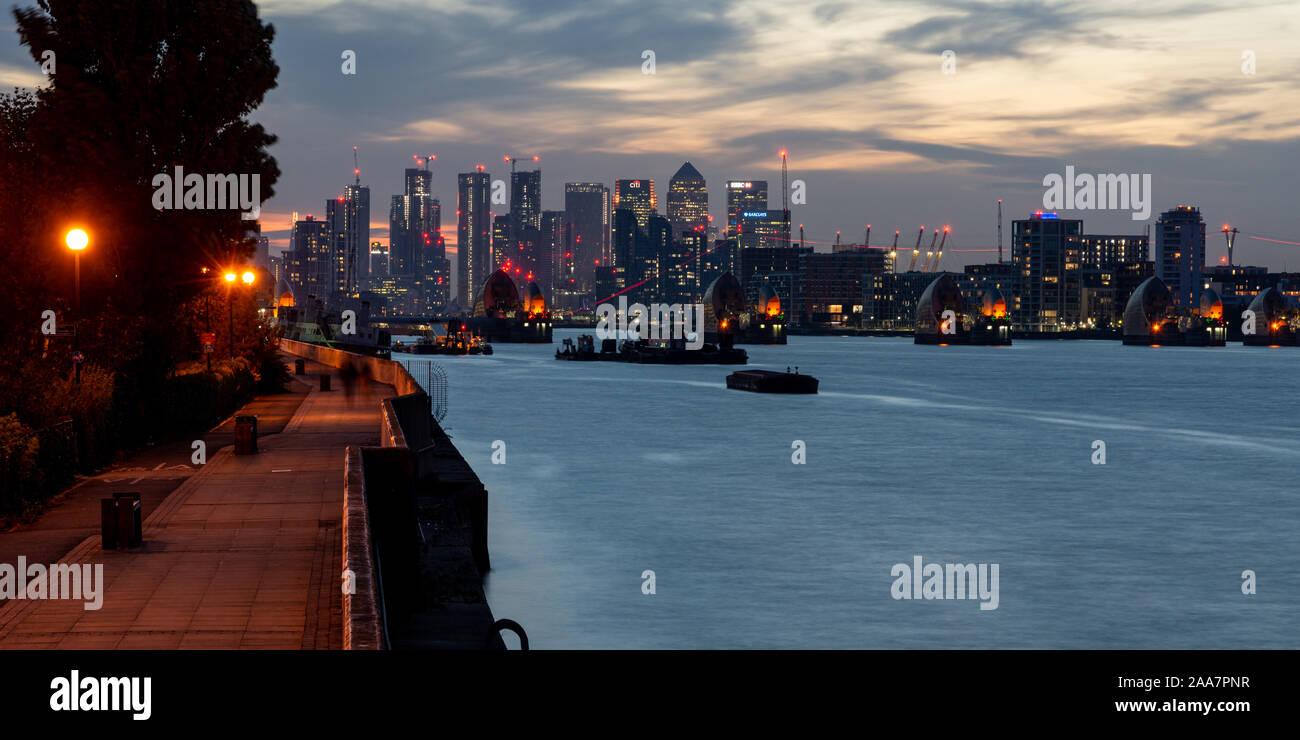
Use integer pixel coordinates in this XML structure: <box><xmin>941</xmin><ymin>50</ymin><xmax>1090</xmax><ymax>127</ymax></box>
<box><xmin>407</xmin><ymin>360</ymin><xmax>448</xmax><ymax>423</ymax></box>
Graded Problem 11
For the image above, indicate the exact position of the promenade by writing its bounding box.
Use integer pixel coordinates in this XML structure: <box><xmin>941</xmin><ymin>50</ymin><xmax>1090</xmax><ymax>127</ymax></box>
<box><xmin>0</xmin><ymin>356</ymin><xmax>387</xmax><ymax>649</ymax></box>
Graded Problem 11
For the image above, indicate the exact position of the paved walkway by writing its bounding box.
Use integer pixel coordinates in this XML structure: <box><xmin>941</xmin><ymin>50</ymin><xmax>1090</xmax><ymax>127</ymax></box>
<box><xmin>0</xmin><ymin>357</ymin><xmax>387</xmax><ymax>649</ymax></box>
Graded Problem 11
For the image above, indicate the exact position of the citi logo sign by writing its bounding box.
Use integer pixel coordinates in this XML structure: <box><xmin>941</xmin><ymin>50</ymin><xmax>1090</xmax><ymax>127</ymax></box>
<box><xmin>596</xmin><ymin>296</ymin><xmax>704</xmax><ymax>349</ymax></box>
<box><xmin>50</xmin><ymin>670</ymin><xmax>151</xmax><ymax>720</ymax></box>
<box><xmin>1042</xmin><ymin>165</ymin><xmax>1152</xmax><ymax>220</ymax></box>
<box><xmin>151</xmin><ymin>167</ymin><xmax>261</xmax><ymax>219</ymax></box>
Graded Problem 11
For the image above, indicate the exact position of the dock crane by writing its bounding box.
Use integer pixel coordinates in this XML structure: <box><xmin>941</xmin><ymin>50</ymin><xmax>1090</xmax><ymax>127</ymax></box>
<box><xmin>907</xmin><ymin>226</ymin><xmax>925</xmax><ymax>271</ymax></box>
<box><xmin>921</xmin><ymin>229</ymin><xmax>938</xmax><ymax>272</ymax></box>
<box><xmin>926</xmin><ymin>226</ymin><xmax>950</xmax><ymax>272</ymax></box>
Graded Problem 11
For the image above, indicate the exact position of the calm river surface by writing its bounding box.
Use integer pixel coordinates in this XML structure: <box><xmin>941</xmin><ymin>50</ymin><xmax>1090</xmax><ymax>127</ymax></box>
<box><xmin>399</xmin><ymin>331</ymin><xmax>1299</xmax><ymax>648</ymax></box>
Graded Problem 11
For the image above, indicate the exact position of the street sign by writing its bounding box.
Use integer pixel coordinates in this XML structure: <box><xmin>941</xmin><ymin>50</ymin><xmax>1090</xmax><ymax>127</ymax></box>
<box><xmin>201</xmin><ymin>332</ymin><xmax>215</xmax><ymax>354</ymax></box>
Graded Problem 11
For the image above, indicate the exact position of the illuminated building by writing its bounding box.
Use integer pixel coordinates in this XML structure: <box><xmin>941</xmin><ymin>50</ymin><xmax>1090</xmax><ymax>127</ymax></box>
<box><xmin>725</xmin><ymin>180</ymin><xmax>767</xmax><ymax>238</ymax></box>
<box><xmin>1154</xmin><ymin>205</ymin><xmax>1206</xmax><ymax>309</ymax></box>
<box><xmin>614</xmin><ymin>179</ymin><xmax>656</xmax><ymax>230</ymax></box>
<box><xmin>667</xmin><ymin>162</ymin><xmax>708</xmax><ymax>238</ymax></box>
<box><xmin>565</xmin><ymin>182</ymin><xmax>610</xmax><ymax>295</ymax></box>
<box><xmin>1012</xmin><ymin>212</ymin><xmax>1083</xmax><ymax>332</ymax></box>
<box><xmin>457</xmin><ymin>169</ymin><xmax>492</xmax><ymax>308</ymax></box>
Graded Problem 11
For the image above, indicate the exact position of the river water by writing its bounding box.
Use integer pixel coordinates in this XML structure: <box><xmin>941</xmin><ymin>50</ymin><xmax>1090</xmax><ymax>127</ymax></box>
<box><xmin>398</xmin><ymin>331</ymin><xmax>1299</xmax><ymax>648</ymax></box>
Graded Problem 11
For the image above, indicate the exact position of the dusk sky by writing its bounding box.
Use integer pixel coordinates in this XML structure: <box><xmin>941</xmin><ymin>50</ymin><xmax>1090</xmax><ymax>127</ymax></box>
<box><xmin>5</xmin><ymin>0</ymin><xmax>1300</xmax><ymax>277</ymax></box>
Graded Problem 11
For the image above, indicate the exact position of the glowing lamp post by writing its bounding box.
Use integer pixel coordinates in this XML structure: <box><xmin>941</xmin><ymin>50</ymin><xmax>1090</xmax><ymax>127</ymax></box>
<box><xmin>65</xmin><ymin>229</ymin><xmax>88</xmax><ymax>384</ymax></box>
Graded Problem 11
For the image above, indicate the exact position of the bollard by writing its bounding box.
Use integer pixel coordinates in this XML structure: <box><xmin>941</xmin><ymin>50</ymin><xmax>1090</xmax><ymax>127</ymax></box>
<box><xmin>294</xmin><ymin>358</ymin><xmax>305</xmax><ymax>375</ymax></box>
<box><xmin>234</xmin><ymin>415</ymin><xmax>258</xmax><ymax>455</ymax></box>
<box><xmin>113</xmin><ymin>492</ymin><xmax>143</xmax><ymax>547</ymax></box>
<box><xmin>320</xmin><ymin>374</ymin><xmax>331</xmax><ymax>391</ymax></box>
<box><xmin>100</xmin><ymin>498</ymin><xmax>118</xmax><ymax>549</ymax></box>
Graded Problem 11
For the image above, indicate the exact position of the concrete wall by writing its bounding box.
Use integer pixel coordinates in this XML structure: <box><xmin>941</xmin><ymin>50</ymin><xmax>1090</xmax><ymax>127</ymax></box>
<box><xmin>279</xmin><ymin>339</ymin><xmax>422</xmax><ymax>396</ymax></box>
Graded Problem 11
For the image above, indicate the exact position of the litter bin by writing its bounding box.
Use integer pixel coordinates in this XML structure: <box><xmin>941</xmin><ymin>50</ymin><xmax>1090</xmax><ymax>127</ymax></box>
<box><xmin>320</xmin><ymin>374</ymin><xmax>331</xmax><ymax>391</ymax></box>
<box><xmin>234</xmin><ymin>415</ymin><xmax>258</xmax><ymax>455</ymax></box>
<box><xmin>100</xmin><ymin>498</ymin><xmax>117</xmax><ymax>549</ymax></box>
<box><xmin>114</xmin><ymin>492</ymin><xmax>143</xmax><ymax>548</ymax></box>
<box><xmin>294</xmin><ymin>358</ymin><xmax>305</xmax><ymax>375</ymax></box>
<box><xmin>102</xmin><ymin>493</ymin><xmax>142</xmax><ymax>549</ymax></box>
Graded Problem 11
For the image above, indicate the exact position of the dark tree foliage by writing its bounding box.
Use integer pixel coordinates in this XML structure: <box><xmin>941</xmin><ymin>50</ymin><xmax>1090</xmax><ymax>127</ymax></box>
<box><xmin>0</xmin><ymin>0</ymin><xmax>279</xmax><ymax>441</ymax></box>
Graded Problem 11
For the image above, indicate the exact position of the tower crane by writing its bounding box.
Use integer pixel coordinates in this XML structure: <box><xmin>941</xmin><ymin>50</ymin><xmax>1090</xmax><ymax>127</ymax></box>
<box><xmin>927</xmin><ymin>226</ymin><xmax>949</xmax><ymax>272</ymax></box>
<box><xmin>907</xmin><ymin>226</ymin><xmax>925</xmax><ymax>271</ymax></box>
<box><xmin>921</xmin><ymin>229</ymin><xmax>938</xmax><ymax>272</ymax></box>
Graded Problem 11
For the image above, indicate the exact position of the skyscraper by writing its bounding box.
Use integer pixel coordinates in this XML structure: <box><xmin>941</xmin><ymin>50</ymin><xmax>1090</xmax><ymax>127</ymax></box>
<box><xmin>667</xmin><ymin>162</ymin><xmax>708</xmax><ymax>238</ymax></box>
<box><xmin>511</xmin><ymin>167</ymin><xmax>541</xmax><ymax>232</ymax></box>
<box><xmin>390</xmin><ymin>162</ymin><xmax>434</xmax><ymax>277</ymax></box>
<box><xmin>1154</xmin><ymin>205</ymin><xmax>1206</xmax><ymax>308</ymax></box>
<box><xmin>614</xmin><ymin>179</ymin><xmax>656</xmax><ymax>230</ymax></box>
<box><xmin>1011</xmin><ymin>212</ymin><xmax>1083</xmax><ymax>332</ymax></box>
<box><xmin>564</xmin><ymin>182</ymin><xmax>610</xmax><ymax>294</ymax></box>
<box><xmin>725</xmin><ymin>180</ymin><xmax>767</xmax><ymax>237</ymax></box>
<box><xmin>457</xmin><ymin>168</ymin><xmax>492</xmax><ymax>307</ymax></box>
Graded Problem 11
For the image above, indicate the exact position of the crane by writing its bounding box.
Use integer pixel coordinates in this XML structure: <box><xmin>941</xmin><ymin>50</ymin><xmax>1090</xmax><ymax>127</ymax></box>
<box><xmin>927</xmin><ymin>226</ymin><xmax>949</xmax><ymax>272</ymax></box>
<box><xmin>907</xmin><ymin>226</ymin><xmax>925</xmax><ymax>271</ymax></box>
<box><xmin>889</xmin><ymin>230</ymin><xmax>900</xmax><ymax>272</ymax></box>
<box><xmin>353</xmin><ymin>145</ymin><xmax>360</xmax><ymax>185</ymax></box>
<box><xmin>780</xmin><ymin>150</ymin><xmax>790</xmax><ymax>245</ymax></box>
<box><xmin>921</xmin><ymin>229</ymin><xmax>938</xmax><ymax>272</ymax></box>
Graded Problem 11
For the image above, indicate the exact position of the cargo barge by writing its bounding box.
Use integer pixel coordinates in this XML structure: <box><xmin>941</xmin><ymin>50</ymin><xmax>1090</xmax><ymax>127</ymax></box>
<box><xmin>726</xmin><ymin>369</ymin><xmax>818</xmax><ymax>394</ymax></box>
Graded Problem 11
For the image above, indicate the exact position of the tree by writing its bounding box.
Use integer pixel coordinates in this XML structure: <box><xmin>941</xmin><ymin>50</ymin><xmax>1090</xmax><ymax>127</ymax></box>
<box><xmin>1</xmin><ymin>0</ymin><xmax>280</xmax><ymax>450</ymax></box>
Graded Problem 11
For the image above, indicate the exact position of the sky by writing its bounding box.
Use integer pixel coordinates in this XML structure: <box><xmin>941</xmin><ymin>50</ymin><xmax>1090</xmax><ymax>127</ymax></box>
<box><xmin>5</xmin><ymin>0</ymin><xmax>1300</xmax><ymax>286</ymax></box>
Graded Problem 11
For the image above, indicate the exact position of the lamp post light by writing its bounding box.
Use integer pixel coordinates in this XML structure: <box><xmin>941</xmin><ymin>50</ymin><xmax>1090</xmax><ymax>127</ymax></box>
<box><xmin>224</xmin><ymin>269</ymin><xmax>256</xmax><ymax>359</ymax></box>
<box><xmin>65</xmin><ymin>229</ymin><xmax>88</xmax><ymax>385</ymax></box>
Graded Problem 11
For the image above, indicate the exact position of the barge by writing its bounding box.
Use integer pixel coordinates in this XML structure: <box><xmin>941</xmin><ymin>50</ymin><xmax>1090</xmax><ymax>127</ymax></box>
<box><xmin>726</xmin><ymin>369</ymin><xmax>818</xmax><ymax>394</ymax></box>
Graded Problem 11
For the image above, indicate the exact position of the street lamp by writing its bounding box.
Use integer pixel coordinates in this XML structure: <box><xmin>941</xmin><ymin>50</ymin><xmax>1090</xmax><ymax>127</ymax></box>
<box><xmin>224</xmin><ymin>270</ymin><xmax>255</xmax><ymax>359</ymax></box>
<box><xmin>65</xmin><ymin>229</ymin><xmax>88</xmax><ymax>384</ymax></box>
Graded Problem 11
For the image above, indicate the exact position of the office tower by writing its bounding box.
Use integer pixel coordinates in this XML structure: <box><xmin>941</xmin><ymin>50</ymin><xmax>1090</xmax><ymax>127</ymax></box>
<box><xmin>336</xmin><ymin>182</ymin><xmax>370</xmax><ymax>290</ymax></box>
<box><xmin>491</xmin><ymin>214</ymin><xmax>512</xmax><ymax>272</ymax></box>
<box><xmin>1011</xmin><ymin>212</ymin><xmax>1083</xmax><ymax>332</ymax></box>
<box><xmin>725</xmin><ymin>180</ymin><xmax>768</xmax><ymax>237</ymax></box>
<box><xmin>737</xmin><ymin>208</ymin><xmax>791</xmax><ymax>250</ymax></box>
<box><xmin>289</xmin><ymin>215</ymin><xmax>332</xmax><ymax>297</ymax></box>
<box><xmin>614</xmin><ymin>179</ymin><xmax>656</xmax><ymax>230</ymax></box>
<box><xmin>511</xmin><ymin>167</ymin><xmax>541</xmax><ymax>232</ymax></box>
<box><xmin>1154</xmin><ymin>205</ymin><xmax>1206</xmax><ymax>308</ymax></box>
<box><xmin>609</xmin><ymin>208</ymin><xmax>643</xmax><ymax>297</ymax></box>
<box><xmin>368</xmin><ymin>241</ymin><xmax>388</xmax><ymax>280</ymax></box>
<box><xmin>540</xmin><ymin>210</ymin><xmax>566</xmax><ymax>298</ymax></box>
<box><xmin>457</xmin><ymin>169</ymin><xmax>492</xmax><ymax>307</ymax></box>
<box><xmin>390</xmin><ymin>163</ymin><xmax>435</xmax><ymax>277</ymax></box>
<box><xmin>667</xmin><ymin>162</ymin><xmax>708</xmax><ymax>238</ymax></box>
<box><xmin>565</xmin><ymin>182</ymin><xmax>610</xmax><ymax>292</ymax></box>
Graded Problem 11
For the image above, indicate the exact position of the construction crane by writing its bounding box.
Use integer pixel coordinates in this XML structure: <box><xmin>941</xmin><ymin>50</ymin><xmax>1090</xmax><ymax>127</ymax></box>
<box><xmin>927</xmin><ymin>226</ymin><xmax>949</xmax><ymax>272</ymax></box>
<box><xmin>998</xmin><ymin>197</ymin><xmax>1008</xmax><ymax>264</ymax></box>
<box><xmin>889</xmin><ymin>230</ymin><xmax>900</xmax><ymax>272</ymax></box>
<box><xmin>907</xmin><ymin>226</ymin><xmax>925</xmax><ymax>271</ymax></box>
<box><xmin>780</xmin><ymin>150</ymin><xmax>790</xmax><ymax>244</ymax></box>
<box><xmin>1223</xmin><ymin>224</ymin><xmax>1239</xmax><ymax>266</ymax></box>
<box><xmin>921</xmin><ymin>229</ymin><xmax>938</xmax><ymax>272</ymax></box>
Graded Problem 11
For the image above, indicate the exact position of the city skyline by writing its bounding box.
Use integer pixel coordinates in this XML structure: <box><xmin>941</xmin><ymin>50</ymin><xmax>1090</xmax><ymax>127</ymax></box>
<box><xmin>6</xmin><ymin>1</ymin><xmax>1296</xmax><ymax>269</ymax></box>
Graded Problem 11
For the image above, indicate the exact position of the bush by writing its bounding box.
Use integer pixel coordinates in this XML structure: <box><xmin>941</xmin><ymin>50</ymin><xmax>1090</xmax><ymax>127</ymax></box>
<box><xmin>0</xmin><ymin>413</ymin><xmax>39</xmax><ymax>514</ymax></box>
